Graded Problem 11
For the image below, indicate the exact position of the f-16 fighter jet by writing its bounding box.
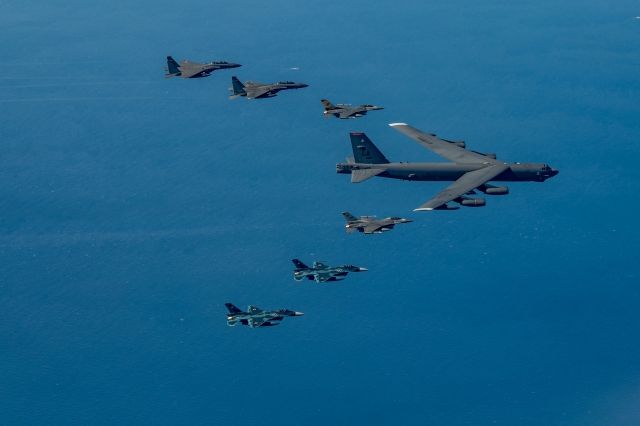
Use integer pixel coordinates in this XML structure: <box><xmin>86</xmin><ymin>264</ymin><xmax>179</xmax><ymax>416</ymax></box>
<box><xmin>225</xmin><ymin>303</ymin><xmax>303</xmax><ymax>328</ymax></box>
<box><xmin>164</xmin><ymin>56</ymin><xmax>241</xmax><ymax>79</ymax></box>
<box><xmin>342</xmin><ymin>212</ymin><xmax>412</xmax><ymax>234</ymax></box>
<box><xmin>292</xmin><ymin>259</ymin><xmax>368</xmax><ymax>283</ymax></box>
<box><xmin>321</xmin><ymin>99</ymin><xmax>383</xmax><ymax>119</ymax></box>
<box><xmin>229</xmin><ymin>76</ymin><xmax>308</xmax><ymax>99</ymax></box>
<box><xmin>336</xmin><ymin>124</ymin><xmax>559</xmax><ymax>211</ymax></box>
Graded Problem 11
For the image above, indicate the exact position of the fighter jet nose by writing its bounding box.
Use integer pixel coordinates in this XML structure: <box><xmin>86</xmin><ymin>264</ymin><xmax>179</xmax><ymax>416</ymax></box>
<box><xmin>300</xmin><ymin>84</ymin><xmax>309</xmax><ymax>88</ymax></box>
<box><xmin>295</xmin><ymin>312</ymin><xmax>304</xmax><ymax>316</ymax></box>
<box><xmin>359</xmin><ymin>268</ymin><xmax>368</xmax><ymax>272</ymax></box>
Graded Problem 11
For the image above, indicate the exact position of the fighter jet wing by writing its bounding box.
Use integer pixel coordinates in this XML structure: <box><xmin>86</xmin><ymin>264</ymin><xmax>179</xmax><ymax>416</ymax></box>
<box><xmin>363</xmin><ymin>223</ymin><xmax>389</xmax><ymax>234</ymax></box>
<box><xmin>339</xmin><ymin>110</ymin><xmax>363</xmax><ymax>119</ymax></box>
<box><xmin>179</xmin><ymin>67</ymin><xmax>207</xmax><ymax>78</ymax></box>
<box><xmin>390</xmin><ymin>123</ymin><xmax>501</xmax><ymax>165</ymax></box>
<box><xmin>244</xmin><ymin>86</ymin><xmax>274</xmax><ymax>99</ymax></box>
<box><xmin>248</xmin><ymin>317</ymin><xmax>268</xmax><ymax>328</ymax></box>
<box><xmin>415</xmin><ymin>164</ymin><xmax>510</xmax><ymax>211</ymax></box>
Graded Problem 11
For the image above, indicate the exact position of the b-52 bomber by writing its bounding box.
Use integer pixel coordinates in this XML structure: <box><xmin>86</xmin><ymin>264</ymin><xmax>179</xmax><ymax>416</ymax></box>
<box><xmin>292</xmin><ymin>259</ymin><xmax>367</xmax><ymax>283</ymax></box>
<box><xmin>321</xmin><ymin>99</ymin><xmax>383</xmax><ymax>119</ymax></box>
<box><xmin>164</xmin><ymin>56</ymin><xmax>241</xmax><ymax>79</ymax></box>
<box><xmin>343</xmin><ymin>212</ymin><xmax>412</xmax><ymax>234</ymax></box>
<box><xmin>225</xmin><ymin>303</ymin><xmax>303</xmax><ymax>328</ymax></box>
<box><xmin>229</xmin><ymin>76</ymin><xmax>308</xmax><ymax>99</ymax></box>
<box><xmin>336</xmin><ymin>123</ymin><xmax>559</xmax><ymax>211</ymax></box>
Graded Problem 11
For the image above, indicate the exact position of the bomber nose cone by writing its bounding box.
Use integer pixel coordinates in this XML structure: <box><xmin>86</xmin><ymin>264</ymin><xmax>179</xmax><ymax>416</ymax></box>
<box><xmin>550</xmin><ymin>168</ymin><xmax>559</xmax><ymax>176</ymax></box>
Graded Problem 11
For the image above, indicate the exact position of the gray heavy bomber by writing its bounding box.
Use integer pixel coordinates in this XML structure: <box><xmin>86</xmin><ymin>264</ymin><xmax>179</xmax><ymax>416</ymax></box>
<box><xmin>292</xmin><ymin>259</ymin><xmax>367</xmax><ymax>283</ymax></box>
<box><xmin>336</xmin><ymin>123</ymin><xmax>559</xmax><ymax>211</ymax></box>
<box><xmin>225</xmin><ymin>303</ymin><xmax>303</xmax><ymax>328</ymax></box>
<box><xmin>321</xmin><ymin>99</ymin><xmax>383</xmax><ymax>119</ymax></box>
<box><xmin>342</xmin><ymin>212</ymin><xmax>413</xmax><ymax>234</ymax></box>
<box><xmin>164</xmin><ymin>56</ymin><xmax>241</xmax><ymax>79</ymax></box>
<box><xmin>229</xmin><ymin>76</ymin><xmax>308</xmax><ymax>99</ymax></box>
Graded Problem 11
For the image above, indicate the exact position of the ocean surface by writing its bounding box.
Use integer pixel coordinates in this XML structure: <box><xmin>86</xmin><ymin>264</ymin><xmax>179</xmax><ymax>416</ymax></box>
<box><xmin>1</xmin><ymin>1</ymin><xmax>639</xmax><ymax>424</ymax></box>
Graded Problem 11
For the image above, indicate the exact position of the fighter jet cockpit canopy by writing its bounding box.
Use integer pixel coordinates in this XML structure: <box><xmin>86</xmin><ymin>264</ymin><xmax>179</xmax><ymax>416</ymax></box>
<box><xmin>208</xmin><ymin>61</ymin><xmax>229</xmax><ymax>64</ymax></box>
<box><xmin>278</xmin><ymin>81</ymin><xmax>295</xmax><ymax>84</ymax></box>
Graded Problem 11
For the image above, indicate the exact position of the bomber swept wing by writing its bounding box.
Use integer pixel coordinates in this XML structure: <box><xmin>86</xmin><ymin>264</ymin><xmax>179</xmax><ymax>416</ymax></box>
<box><xmin>390</xmin><ymin>123</ymin><xmax>509</xmax><ymax>210</ymax></box>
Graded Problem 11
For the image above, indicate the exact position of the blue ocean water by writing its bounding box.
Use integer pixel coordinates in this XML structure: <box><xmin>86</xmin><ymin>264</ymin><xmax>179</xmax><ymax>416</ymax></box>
<box><xmin>1</xmin><ymin>0</ymin><xmax>639</xmax><ymax>424</ymax></box>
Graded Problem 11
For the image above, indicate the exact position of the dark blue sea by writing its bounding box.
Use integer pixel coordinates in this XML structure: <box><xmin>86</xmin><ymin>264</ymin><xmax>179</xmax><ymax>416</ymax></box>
<box><xmin>1</xmin><ymin>1</ymin><xmax>639</xmax><ymax>424</ymax></box>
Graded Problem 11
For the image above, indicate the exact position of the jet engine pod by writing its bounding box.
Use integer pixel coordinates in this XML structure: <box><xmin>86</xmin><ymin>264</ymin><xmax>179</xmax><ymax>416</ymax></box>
<box><xmin>478</xmin><ymin>184</ymin><xmax>509</xmax><ymax>195</ymax></box>
<box><xmin>460</xmin><ymin>198</ymin><xmax>486</xmax><ymax>207</ymax></box>
<box><xmin>485</xmin><ymin>186</ymin><xmax>508</xmax><ymax>195</ymax></box>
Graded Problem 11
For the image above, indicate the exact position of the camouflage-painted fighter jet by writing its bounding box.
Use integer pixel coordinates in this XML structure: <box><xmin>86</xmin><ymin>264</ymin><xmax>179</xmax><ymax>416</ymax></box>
<box><xmin>342</xmin><ymin>212</ymin><xmax>412</xmax><ymax>234</ymax></box>
<box><xmin>229</xmin><ymin>76</ymin><xmax>308</xmax><ymax>99</ymax></box>
<box><xmin>164</xmin><ymin>56</ymin><xmax>241</xmax><ymax>79</ymax></box>
<box><xmin>225</xmin><ymin>303</ymin><xmax>303</xmax><ymax>328</ymax></box>
<box><xmin>321</xmin><ymin>99</ymin><xmax>383</xmax><ymax>119</ymax></box>
<box><xmin>292</xmin><ymin>259</ymin><xmax>367</xmax><ymax>283</ymax></box>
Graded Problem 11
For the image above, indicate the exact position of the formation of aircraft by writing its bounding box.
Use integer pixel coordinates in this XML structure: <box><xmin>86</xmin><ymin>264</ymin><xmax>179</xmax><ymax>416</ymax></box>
<box><xmin>343</xmin><ymin>212</ymin><xmax>413</xmax><ymax>234</ymax></box>
<box><xmin>292</xmin><ymin>259</ymin><xmax>367</xmax><ymax>283</ymax></box>
<box><xmin>164</xmin><ymin>56</ymin><xmax>241</xmax><ymax>79</ymax></box>
<box><xmin>321</xmin><ymin>99</ymin><xmax>383</xmax><ymax>119</ymax></box>
<box><xmin>225</xmin><ymin>303</ymin><xmax>304</xmax><ymax>328</ymax></box>
<box><xmin>337</xmin><ymin>124</ymin><xmax>559</xmax><ymax>211</ymax></box>
<box><xmin>228</xmin><ymin>76</ymin><xmax>309</xmax><ymax>99</ymax></box>
<box><xmin>160</xmin><ymin>55</ymin><xmax>560</xmax><ymax>327</ymax></box>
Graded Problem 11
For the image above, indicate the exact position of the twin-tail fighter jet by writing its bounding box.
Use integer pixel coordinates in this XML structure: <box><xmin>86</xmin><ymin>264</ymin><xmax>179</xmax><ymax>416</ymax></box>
<box><xmin>164</xmin><ymin>56</ymin><xmax>241</xmax><ymax>79</ymax></box>
<box><xmin>336</xmin><ymin>124</ymin><xmax>559</xmax><ymax>211</ymax></box>
<box><xmin>343</xmin><ymin>212</ymin><xmax>412</xmax><ymax>234</ymax></box>
<box><xmin>229</xmin><ymin>76</ymin><xmax>308</xmax><ymax>99</ymax></box>
<box><xmin>321</xmin><ymin>99</ymin><xmax>384</xmax><ymax>119</ymax></box>
<box><xmin>225</xmin><ymin>303</ymin><xmax>303</xmax><ymax>328</ymax></box>
<box><xmin>292</xmin><ymin>259</ymin><xmax>367</xmax><ymax>283</ymax></box>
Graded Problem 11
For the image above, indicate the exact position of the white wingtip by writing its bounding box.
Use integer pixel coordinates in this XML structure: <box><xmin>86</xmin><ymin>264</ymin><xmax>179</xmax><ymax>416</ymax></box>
<box><xmin>389</xmin><ymin>123</ymin><xmax>407</xmax><ymax>127</ymax></box>
<box><xmin>413</xmin><ymin>208</ymin><xmax>433</xmax><ymax>211</ymax></box>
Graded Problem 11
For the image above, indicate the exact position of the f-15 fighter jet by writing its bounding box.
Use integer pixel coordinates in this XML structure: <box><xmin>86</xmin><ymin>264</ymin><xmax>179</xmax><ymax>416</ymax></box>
<box><xmin>292</xmin><ymin>259</ymin><xmax>368</xmax><ymax>283</ymax></box>
<box><xmin>321</xmin><ymin>99</ymin><xmax>383</xmax><ymax>119</ymax></box>
<box><xmin>229</xmin><ymin>76</ymin><xmax>308</xmax><ymax>99</ymax></box>
<box><xmin>342</xmin><ymin>212</ymin><xmax>412</xmax><ymax>234</ymax></box>
<box><xmin>164</xmin><ymin>56</ymin><xmax>241</xmax><ymax>79</ymax></box>
<box><xmin>225</xmin><ymin>303</ymin><xmax>303</xmax><ymax>328</ymax></box>
<box><xmin>336</xmin><ymin>124</ymin><xmax>559</xmax><ymax>211</ymax></box>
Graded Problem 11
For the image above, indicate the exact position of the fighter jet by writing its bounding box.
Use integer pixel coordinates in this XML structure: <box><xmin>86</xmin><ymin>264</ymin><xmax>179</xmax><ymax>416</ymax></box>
<box><xmin>229</xmin><ymin>76</ymin><xmax>308</xmax><ymax>99</ymax></box>
<box><xmin>225</xmin><ymin>303</ymin><xmax>303</xmax><ymax>328</ymax></box>
<box><xmin>164</xmin><ymin>56</ymin><xmax>241</xmax><ymax>79</ymax></box>
<box><xmin>292</xmin><ymin>259</ymin><xmax>367</xmax><ymax>283</ymax></box>
<box><xmin>342</xmin><ymin>212</ymin><xmax>412</xmax><ymax>234</ymax></box>
<box><xmin>321</xmin><ymin>99</ymin><xmax>383</xmax><ymax>119</ymax></box>
<box><xmin>336</xmin><ymin>123</ymin><xmax>559</xmax><ymax>211</ymax></box>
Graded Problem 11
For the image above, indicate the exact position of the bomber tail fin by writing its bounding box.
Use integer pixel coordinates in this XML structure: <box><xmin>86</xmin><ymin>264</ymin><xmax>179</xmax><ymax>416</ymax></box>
<box><xmin>349</xmin><ymin>133</ymin><xmax>389</xmax><ymax>164</ymax></box>
<box><xmin>225</xmin><ymin>303</ymin><xmax>244</xmax><ymax>314</ymax></box>
<box><xmin>165</xmin><ymin>56</ymin><xmax>181</xmax><ymax>78</ymax></box>
<box><xmin>342</xmin><ymin>212</ymin><xmax>359</xmax><ymax>222</ymax></box>
<box><xmin>229</xmin><ymin>76</ymin><xmax>246</xmax><ymax>99</ymax></box>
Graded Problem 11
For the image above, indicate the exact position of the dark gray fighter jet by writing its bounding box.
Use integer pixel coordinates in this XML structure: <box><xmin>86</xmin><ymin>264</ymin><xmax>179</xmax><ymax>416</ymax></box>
<box><xmin>225</xmin><ymin>303</ymin><xmax>303</xmax><ymax>328</ymax></box>
<box><xmin>342</xmin><ymin>212</ymin><xmax>412</xmax><ymax>234</ymax></box>
<box><xmin>229</xmin><ymin>76</ymin><xmax>308</xmax><ymax>99</ymax></box>
<box><xmin>164</xmin><ymin>56</ymin><xmax>241</xmax><ymax>79</ymax></box>
<box><xmin>292</xmin><ymin>259</ymin><xmax>367</xmax><ymax>283</ymax></box>
<box><xmin>336</xmin><ymin>123</ymin><xmax>559</xmax><ymax>211</ymax></box>
<box><xmin>321</xmin><ymin>99</ymin><xmax>383</xmax><ymax>119</ymax></box>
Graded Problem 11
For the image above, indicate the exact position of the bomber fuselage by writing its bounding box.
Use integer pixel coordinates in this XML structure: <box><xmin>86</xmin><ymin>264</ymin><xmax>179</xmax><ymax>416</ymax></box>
<box><xmin>336</xmin><ymin>162</ymin><xmax>558</xmax><ymax>183</ymax></box>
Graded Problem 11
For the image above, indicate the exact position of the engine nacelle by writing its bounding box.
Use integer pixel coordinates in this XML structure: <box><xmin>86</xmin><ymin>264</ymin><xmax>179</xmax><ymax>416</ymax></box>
<box><xmin>478</xmin><ymin>184</ymin><xmax>509</xmax><ymax>195</ymax></box>
<box><xmin>453</xmin><ymin>140</ymin><xmax>466</xmax><ymax>148</ymax></box>
<box><xmin>460</xmin><ymin>198</ymin><xmax>486</xmax><ymax>207</ymax></box>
